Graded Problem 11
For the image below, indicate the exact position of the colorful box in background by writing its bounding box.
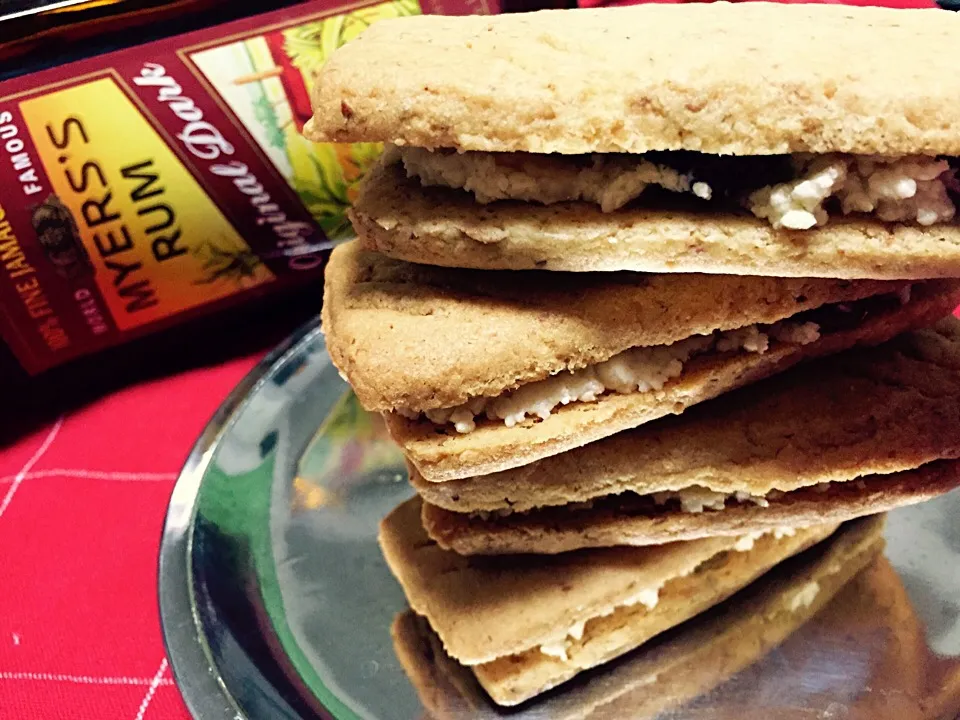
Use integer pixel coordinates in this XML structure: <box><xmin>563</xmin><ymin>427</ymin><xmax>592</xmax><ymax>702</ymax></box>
<box><xmin>0</xmin><ymin>0</ymin><xmax>497</xmax><ymax>374</ymax></box>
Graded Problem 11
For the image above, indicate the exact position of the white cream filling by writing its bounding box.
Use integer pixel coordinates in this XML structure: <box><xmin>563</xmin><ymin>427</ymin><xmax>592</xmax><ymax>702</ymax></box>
<box><xmin>651</xmin><ymin>485</ymin><xmax>772</xmax><ymax>513</ymax></box>
<box><xmin>649</xmin><ymin>476</ymin><xmax>868</xmax><ymax>515</ymax></box>
<box><xmin>567</xmin><ymin>619</ymin><xmax>587</xmax><ymax>641</ymax></box>
<box><xmin>469</xmin><ymin>478</ymin><xmax>860</xmax><ymax>523</ymax></box>
<box><xmin>395</xmin><ymin>147</ymin><xmax>957</xmax><ymax>228</ymax></box>
<box><xmin>748</xmin><ymin>154</ymin><xmax>955</xmax><ymax>229</ymax></box>
<box><xmin>733</xmin><ymin>531</ymin><xmax>766</xmax><ymax>552</ymax></box>
<box><xmin>623</xmin><ymin>587</ymin><xmax>662</xmax><ymax>610</ymax></box>
<box><xmin>641</xmin><ymin>477</ymin><xmax>868</xmax><ymax>516</ymax></box>
<box><xmin>538</xmin><ymin>529</ymin><xmax>780</xmax><ymax>661</ymax></box>
<box><xmin>470</xmin><ymin>499</ymin><xmax>596</xmax><ymax>521</ymax></box>
<box><xmin>538</xmin><ymin>641</ymin><xmax>574</xmax><ymax>661</ymax></box>
<box><xmin>394</xmin><ymin>145</ymin><xmax>710</xmax><ymax>212</ymax></box>
<box><xmin>405</xmin><ymin>320</ymin><xmax>819</xmax><ymax>433</ymax></box>
<box><xmin>788</xmin><ymin>581</ymin><xmax>821</xmax><ymax>612</ymax></box>
<box><xmin>731</xmin><ymin>526</ymin><xmax>798</xmax><ymax>551</ymax></box>
<box><xmin>539</xmin><ymin>587</ymin><xmax>664</xmax><ymax>661</ymax></box>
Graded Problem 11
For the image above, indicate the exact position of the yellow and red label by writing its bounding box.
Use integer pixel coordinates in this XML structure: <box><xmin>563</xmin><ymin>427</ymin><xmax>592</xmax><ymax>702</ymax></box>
<box><xmin>0</xmin><ymin>0</ymin><xmax>495</xmax><ymax>373</ymax></box>
<box><xmin>20</xmin><ymin>78</ymin><xmax>275</xmax><ymax>331</ymax></box>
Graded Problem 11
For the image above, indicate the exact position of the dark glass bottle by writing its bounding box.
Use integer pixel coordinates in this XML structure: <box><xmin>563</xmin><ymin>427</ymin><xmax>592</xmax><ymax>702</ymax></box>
<box><xmin>0</xmin><ymin>0</ymin><xmax>492</xmax><ymax>379</ymax></box>
<box><xmin>1</xmin><ymin>0</ymin><xmax>305</xmax><ymax>73</ymax></box>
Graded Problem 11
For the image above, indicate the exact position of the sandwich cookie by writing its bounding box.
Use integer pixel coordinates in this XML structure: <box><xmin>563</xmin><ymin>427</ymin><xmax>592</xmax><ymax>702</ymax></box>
<box><xmin>323</xmin><ymin>241</ymin><xmax>960</xmax><ymax>481</ymax></box>
<box><xmin>379</xmin><ymin>495</ymin><xmax>840</xmax><ymax>706</ymax></box>
<box><xmin>306</xmin><ymin>4</ymin><xmax>960</xmax><ymax>278</ymax></box>
<box><xmin>390</xmin><ymin>515</ymin><xmax>886</xmax><ymax>716</ymax></box>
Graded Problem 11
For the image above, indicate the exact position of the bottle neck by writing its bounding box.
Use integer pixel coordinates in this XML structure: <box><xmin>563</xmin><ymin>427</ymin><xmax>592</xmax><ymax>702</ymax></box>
<box><xmin>0</xmin><ymin>0</ymin><xmax>305</xmax><ymax>74</ymax></box>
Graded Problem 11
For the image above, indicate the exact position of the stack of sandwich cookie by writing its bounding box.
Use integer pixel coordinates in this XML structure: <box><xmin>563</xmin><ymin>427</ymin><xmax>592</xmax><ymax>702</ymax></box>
<box><xmin>307</xmin><ymin>1</ymin><xmax>960</xmax><ymax>708</ymax></box>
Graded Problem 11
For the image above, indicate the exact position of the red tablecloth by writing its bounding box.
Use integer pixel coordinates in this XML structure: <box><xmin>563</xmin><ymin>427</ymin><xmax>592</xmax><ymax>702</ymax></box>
<box><xmin>0</xmin><ymin>351</ymin><xmax>274</xmax><ymax>719</ymax></box>
<box><xmin>0</xmin><ymin>287</ymin><xmax>315</xmax><ymax>719</ymax></box>
<box><xmin>0</xmin><ymin>365</ymin><xmax>254</xmax><ymax>719</ymax></box>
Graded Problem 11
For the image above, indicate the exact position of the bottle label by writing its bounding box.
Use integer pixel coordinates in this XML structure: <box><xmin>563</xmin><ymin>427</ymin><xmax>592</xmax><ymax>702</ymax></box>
<box><xmin>0</xmin><ymin>0</ymin><xmax>495</xmax><ymax>372</ymax></box>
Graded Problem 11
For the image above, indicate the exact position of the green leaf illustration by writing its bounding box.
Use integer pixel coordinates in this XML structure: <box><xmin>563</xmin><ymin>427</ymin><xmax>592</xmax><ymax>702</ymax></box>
<box><xmin>192</xmin><ymin>238</ymin><xmax>265</xmax><ymax>286</ymax></box>
<box><xmin>252</xmin><ymin>96</ymin><xmax>286</xmax><ymax>150</ymax></box>
<box><xmin>349</xmin><ymin>141</ymin><xmax>384</xmax><ymax>173</ymax></box>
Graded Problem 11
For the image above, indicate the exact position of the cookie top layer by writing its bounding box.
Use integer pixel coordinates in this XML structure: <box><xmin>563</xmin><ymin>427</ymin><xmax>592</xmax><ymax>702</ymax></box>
<box><xmin>322</xmin><ymin>240</ymin><xmax>901</xmax><ymax>413</ymax></box>
<box><xmin>306</xmin><ymin>3</ymin><xmax>960</xmax><ymax>155</ymax></box>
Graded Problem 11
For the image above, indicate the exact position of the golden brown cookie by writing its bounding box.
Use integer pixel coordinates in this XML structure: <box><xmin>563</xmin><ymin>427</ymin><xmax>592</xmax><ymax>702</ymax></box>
<box><xmin>412</xmin><ymin>320</ymin><xmax>960</xmax><ymax>513</ymax></box>
<box><xmin>324</xmin><ymin>241</ymin><xmax>960</xmax><ymax>481</ymax></box>
<box><xmin>379</xmin><ymin>496</ymin><xmax>837</xmax><ymax>706</ymax></box>
<box><xmin>351</xmin><ymin>160</ymin><xmax>960</xmax><ymax>279</ymax></box>
<box><xmin>306</xmin><ymin>5</ymin><xmax>960</xmax><ymax>157</ymax></box>
<box><xmin>420</xmin><ymin>460</ymin><xmax>958</xmax><ymax>555</ymax></box>
<box><xmin>390</xmin><ymin>515</ymin><xmax>885</xmax><ymax>716</ymax></box>
<box><xmin>383</xmin><ymin>284</ymin><xmax>960</xmax><ymax>481</ymax></box>
<box><xmin>323</xmin><ymin>240</ymin><xmax>904</xmax><ymax>413</ymax></box>
<box><xmin>413</xmin><ymin>320</ymin><xmax>960</xmax><ymax>553</ymax></box>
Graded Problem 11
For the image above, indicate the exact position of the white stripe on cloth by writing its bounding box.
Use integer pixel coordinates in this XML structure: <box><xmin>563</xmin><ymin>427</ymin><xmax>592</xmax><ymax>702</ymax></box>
<box><xmin>0</xmin><ymin>470</ymin><xmax>177</xmax><ymax>484</ymax></box>
<box><xmin>0</xmin><ymin>417</ymin><xmax>64</xmax><ymax>521</ymax></box>
<box><xmin>0</xmin><ymin>671</ymin><xmax>174</xmax><ymax>687</ymax></box>
<box><xmin>134</xmin><ymin>659</ymin><xmax>169</xmax><ymax>720</ymax></box>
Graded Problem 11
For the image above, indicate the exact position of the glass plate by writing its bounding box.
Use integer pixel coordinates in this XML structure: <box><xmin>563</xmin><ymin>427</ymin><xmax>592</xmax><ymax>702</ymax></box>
<box><xmin>158</xmin><ymin>316</ymin><xmax>960</xmax><ymax>720</ymax></box>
